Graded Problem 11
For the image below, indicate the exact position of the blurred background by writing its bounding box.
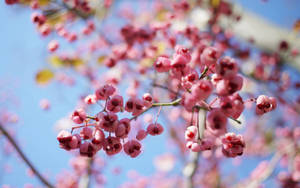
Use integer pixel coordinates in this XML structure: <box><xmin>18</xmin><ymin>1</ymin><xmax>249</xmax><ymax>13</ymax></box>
<box><xmin>0</xmin><ymin>0</ymin><xmax>300</xmax><ymax>187</ymax></box>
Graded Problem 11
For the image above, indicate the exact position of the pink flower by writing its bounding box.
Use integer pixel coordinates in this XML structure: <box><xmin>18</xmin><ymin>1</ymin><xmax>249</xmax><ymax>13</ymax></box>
<box><xmin>71</xmin><ymin>108</ymin><xmax>86</xmax><ymax>124</ymax></box>
<box><xmin>95</xmin><ymin>84</ymin><xmax>116</xmax><ymax>100</ymax></box>
<box><xmin>181</xmin><ymin>92</ymin><xmax>197</xmax><ymax>112</ymax></box>
<box><xmin>80</xmin><ymin>141</ymin><xmax>96</xmax><ymax>157</ymax></box>
<box><xmin>84</xmin><ymin>94</ymin><xmax>97</xmax><ymax>105</ymax></box>
<box><xmin>125</xmin><ymin>98</ymin><xmax>145</xmax><ymax>116</ymax></box>
<box><xmin>48</xmin><ymin>40</ymin><xmax>59</xmax><ymax>52</ymax></box>
<box><xmin>142</xmin><ymin>93</ymin><xmax>153</xmax><ymax>107</ymax></box>
<box><xmin>57</xmin><ymin>131</ymin><xmax>81</xmax><ymax>150</ymax></box>
<box><xmin>124</xmin><ymin>140</ymin><xmax>142</xmax><ymax>158</ymax></box>
<box><xmin>191</xmin><ymin>80</ymin><xmax>213</xmax><ymax>101</ymax></box>
<box><xmin>215</xmin><ymin>74</ymin><xmax>243</xmax><ymax>96</ymax></box>
<box><xmin>107</xmin><ymin>95</ymin><xmax>124</xmax><ymax>113</ymax></box>
<box><xmin>80</xmin><ymin>127</ymin><xmax>93</xmax><ymax>140</ymax></box>
<box><xmin>186</xmin><ymin>139</ymin><xmax>214</xmax><ymax>152</ymax></box>
<box><xmin>174</xmin><ymin>45</ymin><xmax>191</xmax><ymax>62</ymax></box>
<box><xmin>201</xmin><ymin>46</ymin><xmax>221</xmax><ymax>67</ymax></box>
<box><xmin>57</xmin><ymin>130</ymin><xmax>72</xmax><ymax>144</ymax></box>
<box><xmin>31</xmin><ymin>12</ymin><xmax>45</xmax><ymax>25</ymax></box>
<box><xmin>170</xmin><ymin>46</ymin><xmax>191</xmax><ymax>70</ymax></box>
<box><xmin>256</xmin><ymin>95</ymin><xmax>277</xmax><ymax>115</ymax></box>
<box><xmin>115</xmin><ymin>118</ymin><xmax>131</xmax><ymax>138</ymax></box>
<box><xmin>39</xmin><ymin>24</ymin><xmax>51</xmax><ymax>37</ymax></box>
<box><xmin>97</xmin><ymin>112</ymin><xmax>118</xmax><ymax>132</ymax></box>
<box><xmin>136</xmin><ymin>129</ymin><xmax>147</xmax><ymax>141</ymax></box>
<box><xmin>92</xmin><ymin>128</ymin><xmax>105</xmax><ymax>145</ymax></box>
<box><xmin>154</xmin><ymin>56</ymin><xmax>171</xmax><ymax>72</ymax></box>
<box><xmin>39</xmin><ymin>99</ymin><xmax>50</xmax><ymax>110</ymax></box>
<box><xmin>181</xmin><ymin>70</ymin><xmax>199</xmax><ymax>89</ymax></box>
<box><xmin>220</xmin><ymin>93</ymin><xmax>244</xmax><ymax>119</ymax></box>
<box><xmin>103</xmin><ymin>136</ymin><xmax>122</xmax><ymax>156</ymax></box>
<box><xmin>221</xmin><ymin>133</ymin><xmax>245</xmax><ymax>158</ymax></box>
<box><xmin>206</xmin><ymin>109</ymin><xmax>227</xmax><ymax>136</ymax></box>
<box><xmin>185</xmin><ymin>126</ymin><xmax>198</xmax><ymax>141</ymax></box>
<box><xmin>147</xmin><ymin>123</ymin><xmax>164</xmax><ymax>136</ymax></box>
<box><xmin>216</xmin><ymin>56</ymin><xmax>238</xmax><ymax>77</ymax></box>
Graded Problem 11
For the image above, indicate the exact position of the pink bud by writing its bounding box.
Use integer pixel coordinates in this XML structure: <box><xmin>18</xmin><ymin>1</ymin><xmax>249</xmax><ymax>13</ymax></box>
<box><xmin>103</xmin><ymin>137</ymin><xmax>122</xmax><ymax>155</ymax></box>
<box><xmin>97</xmin><ymin>112</ymin><xmax>118</xmax><ymax>132</ymax></box>
<box><xmin>136</xmin><ymin>130</ymin><xmax>147</xmax><ymax>141</ymax></box>
<box><xmin>48</xmin><ymin>40</ymin><xmax>59</xmax><ymax>53</ymax></box>
<box><xmin>221</xmin><ymin>133</ymin><xmax>245</xmax><ymax>158</ymax></box>
<box><xmin>184</xmin><ymin>126</ymin><xmax>198</xmax><ymax>141</ymax></box>
<box><xmin>206</xmin><ymin>109</ymin><xmax>227</xmax><ymax>136</ymax></box>
<box><xmin>154</xmin><ymin>56</ymin><xmax>171</xmax><ymax>72</ymax></box>
<box><xmin>92</xmin><ymin>129</ymin><xmax>105</xmax><ymax>144</ymax></box>
<box><xmin>84</xmin><ymin>94</ymin><xmax>97</xmax><ymax>105</ymax></box>
<box><xmin>147</xmin><ymin>123</ymin><xmax>164</xmax><ymax>136</ymax></box>
<box><xmin>107</xmin><ymin>95</ymin><xmax>123</xmax><ymax>113</ymax></box>
<box><xmin>71</xmin><ymin>108</ymin><xmax>86</xmax><ymax>124</ymax></box>
<box><xmin>95</xmin><ymin>84</ymin><xmax>116</xmax><ymax>100</ymax></box>
<box><xmin>80</xmin><ymin>127</ymin><xmax>93</xmax><ymax>140</ymax></box>
<box><xmin>124</xmin><ymin>140</ymin><xmax>142</xmax><ymax>158</ymax></box>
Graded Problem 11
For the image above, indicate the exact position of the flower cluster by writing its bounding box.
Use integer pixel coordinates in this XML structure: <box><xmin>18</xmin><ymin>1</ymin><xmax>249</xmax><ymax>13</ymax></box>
<box><xmin>57</xmin><ymin>84</ymin><xmax>164</xmax><ymax>158</ymax></box>
<box><xmin>153</xmin><ymin>45</ymin><xmax>276</xmax><ymax>157</ymax></box>
<box><xmin>56</xmin><ymin>43</ymin><xmax>278</xmax><ymax>159</ymax></box>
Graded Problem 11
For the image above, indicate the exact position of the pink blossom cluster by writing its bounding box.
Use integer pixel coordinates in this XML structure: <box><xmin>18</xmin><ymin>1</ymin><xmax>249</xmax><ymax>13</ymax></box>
<box><xmin>151</xmin><ymin>45</ymin><xmax>276</xmax><ymax>157</ymax></box>
<box><xmin>57</xmin><ymin>84</ymin><xmax>165</xmax><ymax>158</ymax></box>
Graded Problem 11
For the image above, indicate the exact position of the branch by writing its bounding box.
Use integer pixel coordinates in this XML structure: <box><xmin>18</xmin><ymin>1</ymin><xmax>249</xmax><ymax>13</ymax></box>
<box><xmin>78</xmin><ymin>158</ymin><xmax>94</xmax><ymax>188</ymax></box>
<box><xmin>0</xmin><ymin>124</ymin><xmax>54</xmax><ymax>188</ymax></box>
<box><xmin>151</xmin><ymin>83</ymin><xmax>179</xmax><ymax>95</ymax></box>
<box><xmin>130</xmin><ymin>98</ymin><xmax>182</xmax><ymax>121</ymax></box>
<box><xmin>234</xmin><ymin>142</ymin><xmax>295</xmax><ymax>188</ymax></box>
<box><xmin>183</xmin><ymin>109</ymin><xmax>207</xmax><ymax>188</ymax></box>
<box><xmin>189</xmin><ymin>2</ymin><xmax>300</xmax><ymax>71</ymax></box>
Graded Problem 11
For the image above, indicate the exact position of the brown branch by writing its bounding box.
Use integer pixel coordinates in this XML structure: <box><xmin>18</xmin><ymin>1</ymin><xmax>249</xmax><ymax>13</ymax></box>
<box><xmin>0</xmin><ymin>124</ymin><xmax>54</xmax><ymax>188</ymax></box>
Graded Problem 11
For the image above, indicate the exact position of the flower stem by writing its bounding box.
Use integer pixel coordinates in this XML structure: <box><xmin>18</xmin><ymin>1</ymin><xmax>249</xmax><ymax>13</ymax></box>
<box><xmin>130</xmin><ymin>98</ymin><xmax>182</xmax><ymax>121</ymax></box>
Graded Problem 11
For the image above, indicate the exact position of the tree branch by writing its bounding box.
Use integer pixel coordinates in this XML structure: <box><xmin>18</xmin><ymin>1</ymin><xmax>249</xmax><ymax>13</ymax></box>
<box><xmin>189</xmin><ymin>2</ymin><xmax>300</xmax><ymax>71</ymax></box>
<box><xmin>0</xmin><ymin>124</ymin><xmax>54</xmax><ymax>188</ymax></box>
<box><xmin>183</xmin><ymin>109</ymin><xmax>207</xmax><ymax>188</ymax></box>
<box><xmin>78</xmin><ymin>158</ymin><xmax>94</xmax><ymax>188</ymax></box>
<box><xmin>234</xmin><ymin>142</ymin><xmax>295</xmax><ymax>188</ymax></box>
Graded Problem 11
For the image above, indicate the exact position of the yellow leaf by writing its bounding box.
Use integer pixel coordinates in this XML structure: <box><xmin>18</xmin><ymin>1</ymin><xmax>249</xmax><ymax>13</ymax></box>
<box><xmin>49</xmin><ymin>56</ymin><xmax>64</xmax><ymax>68</ymax></box>
<box><xmin>36</xmin><ymin>69</ymin><xmax>54</xmax><ymax>85</ymax></box>
<box><xmin>70</xmin><ymin>58</ymin><xmax>84</xmax><ymax>67</ymax></box>
<box><xmin>98</xmin><ymin>55</ymin><xmax>106</xmax><ymax>64</ymax></box>
<box><xmin>210</xmin><ymin>0</ymin><xmax>220</xmax><ymax>8</ymax></box>
<box><xmin>155</xmin><ymin>42</ymin><xmax>166</xmax><ymax>56</ymax></box>
<box><xmin>46</xmin><ymin>14</ymin><xmax>65</xmax><ymax>26</ymax></box>
<box><xmin>156</xmin><ymin>9</ymin><xmax>167</xmax><ymax>21</ymax></box>
<box><xmin>293</xmin><ymin>20</ymin><xmax>300</xmax><ymax>33</ymax></box>
<box><xmin>140</xmin><ymin>58</ymin><xmax>153</xmax><ymax>67</ymax></box>
<box><xmin>38</xmin><ymin>0</ymin><xmax>51</xmax><ymax>6</ymax></box>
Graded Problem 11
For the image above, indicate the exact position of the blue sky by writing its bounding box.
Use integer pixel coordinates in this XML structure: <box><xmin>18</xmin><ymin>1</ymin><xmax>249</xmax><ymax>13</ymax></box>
<box><xmin>0</xmin><ymin>0</ymin><xmax>299</xmax><ymax>187</ymax></box>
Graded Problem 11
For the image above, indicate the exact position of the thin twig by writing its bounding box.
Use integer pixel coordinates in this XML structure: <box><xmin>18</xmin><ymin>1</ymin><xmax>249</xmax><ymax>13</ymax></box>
<box><xmin>0</xmin><ymin>124</ymin><xmax>54</xmax><ymax>188</ymax></box>
<box><xmin>199</xmin><ymin>67</ymin><xmax>209</xmax><ymax>79</ymax></box>
<box><xmin>151</xmin><ymin>83</ymin><xmax>179</xmax><ymax>95</ymax></box>
<box><xmin>130</xmin><ymin>98</ymin><xmax>182</xmax><ymax>121</ymax></box>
